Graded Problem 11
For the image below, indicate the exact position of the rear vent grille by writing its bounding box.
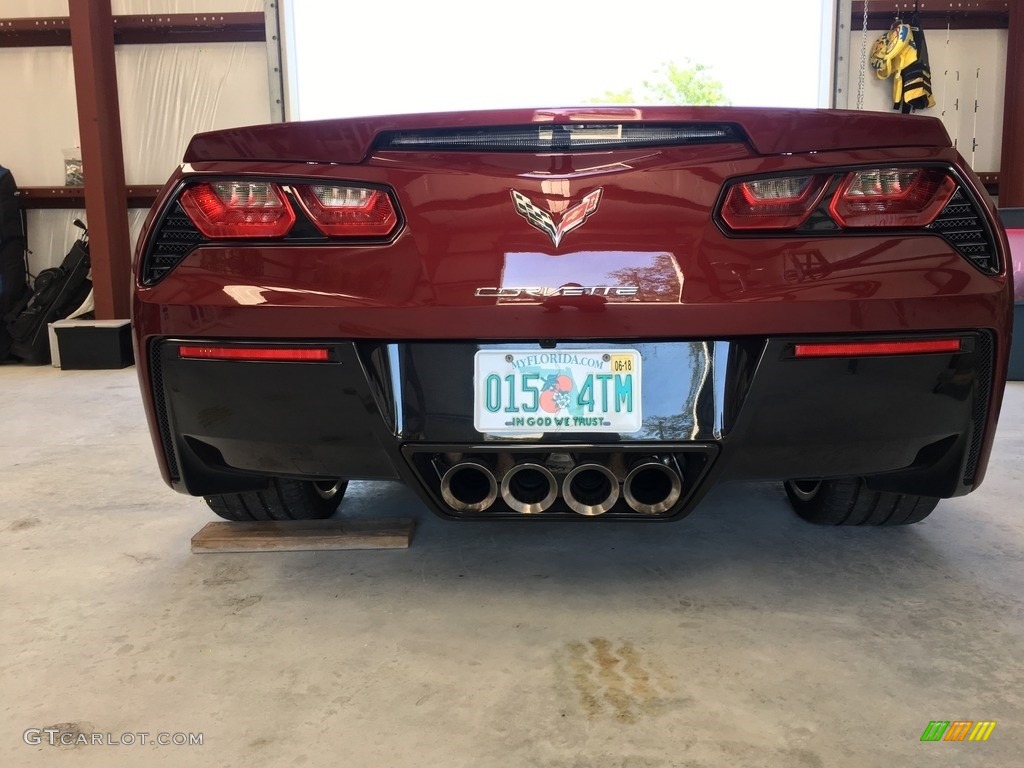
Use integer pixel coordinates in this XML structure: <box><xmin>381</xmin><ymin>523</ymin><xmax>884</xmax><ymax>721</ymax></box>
<box><xmin>964</xmin><ymin>331</ymin><xmax>993</xmax><ymax>485</ymax></box>
<box><xmin>148</xmin><ymin>342</ymin><xmax>180</xmax><ymax>482</ymax></box>
<box><xmin>142</xmin><ymin>202</ymin><xmax>206</xmax><ymax>285</ymax></box>
<box><xmin>374</xmin><ymin>123</ymin><xmax>743</xmax><ymax>153</ymax></box>
<box><xmin>927</xmin><ymin>188</ymin><xmax>999</xmax><ymax>273</ymax></box>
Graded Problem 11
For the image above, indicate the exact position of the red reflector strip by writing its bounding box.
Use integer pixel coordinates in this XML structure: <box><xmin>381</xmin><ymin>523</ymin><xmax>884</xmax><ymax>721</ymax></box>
<box><xmin>793</xmin><ymin>339</ymin><xmax>962</xmax><ymax>358</ymax></box>
<box><xmin>178</xmin><ymin>345</ymin><xmax>330</xmax><ymax>362</ymax></box>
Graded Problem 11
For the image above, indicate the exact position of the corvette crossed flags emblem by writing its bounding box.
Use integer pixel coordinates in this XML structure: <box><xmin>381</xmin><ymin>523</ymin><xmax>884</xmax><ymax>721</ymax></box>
<box><xmin>510</xmin><ymin>188</ymin><xmax>603</xmax><ymax>247</ymax></box>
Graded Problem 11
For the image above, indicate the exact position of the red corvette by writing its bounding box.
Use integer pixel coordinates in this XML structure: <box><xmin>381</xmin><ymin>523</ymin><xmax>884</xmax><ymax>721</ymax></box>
<box><xmin>131</xmin><ymin>107</ymin><xmax>1012</xmax><ymax>526</ymax></box>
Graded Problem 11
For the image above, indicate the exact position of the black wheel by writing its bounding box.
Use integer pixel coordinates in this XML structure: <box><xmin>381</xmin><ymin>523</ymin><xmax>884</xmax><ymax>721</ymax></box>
<box><xmin>783</xmin><ymin>478</ymin><xmax>939</xmax><ymax>526</ymax></box>
<box><xmin>204</xmin><ymin>478</ymin><xmax>348</xmax><ymax>521</ymax></box>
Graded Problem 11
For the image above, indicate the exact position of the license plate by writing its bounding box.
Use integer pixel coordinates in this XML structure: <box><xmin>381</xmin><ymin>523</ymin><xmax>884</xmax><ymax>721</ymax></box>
<box><xmin>473</xmin><ymin>349</ymin><xmax>642</xmax><ymax>434</ymax></box>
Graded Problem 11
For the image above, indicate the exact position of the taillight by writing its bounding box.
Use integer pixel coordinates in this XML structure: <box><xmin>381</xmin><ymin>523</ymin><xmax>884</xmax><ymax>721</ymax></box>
<box><xmin>829</xmin><ymin>168</ymin><xmax>956</xmax><ymax>227</ymax></box>
<box><xmin>295</xmin><ymin>184</ymin><xmax>398</xmax><ymax>237</ymax></box>
<box><xmin>179</xmin><ymin>181</ymin><xmax>295</xmax><ymax>238</ymax></box>
<box><xmin>719</xmin><ymin>167</ymin><xmax>962</xmax><ymax>232</ymax></box>
<box><xmin>720</xmin><ymin>175</ymin><xmax>828</xmax><ymax>230</ymax></box>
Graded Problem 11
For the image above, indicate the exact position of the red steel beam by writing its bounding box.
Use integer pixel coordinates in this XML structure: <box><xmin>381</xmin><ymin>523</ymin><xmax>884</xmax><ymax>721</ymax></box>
<box><xmin>851</xmin><ymin>1</ymin><xmax>1010</xmax><ymax>30</ymax></box>
<box><xmin>0</xmin><ymin>13</ymin><xmax>265</xmax><ymax>47</ymax></box>
<box><xmin>18</xmin><ymin>185</ymin><xmax>162</xmax><ymax>210</ymax></box>
<box><xmin>112</xmin><ymin>13</ymin><xmax>265</xmax><ymax>44</ymax></box>
<box><xmin>0</xmin><ymin>17</ymin><xmax>69</xmax><ymax>47</ymax></box>
<box><xmin>69</xmin><ymin>0</ymin><xmax>131</xmax><ymax>319</ymax></box>
<box><xmin>1000</xmin><ymin>2</ymin><xmax>1024</xmax><ymax>205</ymax></box>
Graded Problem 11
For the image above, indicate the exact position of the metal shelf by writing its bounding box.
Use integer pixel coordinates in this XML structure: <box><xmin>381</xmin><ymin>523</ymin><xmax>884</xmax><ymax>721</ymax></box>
<box><xmin>0</xmin><ymin>12</ymin><xmax>265</xmax><ymax>47</ymax></box>
<box><xmin>851</xmin><ymin>1</ymin><xmax>1010</xmax><ymax>30</ymax></box>
<box><xmin>19</xmin><ymin>185</ymin><xmax>162</xmax><ymax>210</ymax></box>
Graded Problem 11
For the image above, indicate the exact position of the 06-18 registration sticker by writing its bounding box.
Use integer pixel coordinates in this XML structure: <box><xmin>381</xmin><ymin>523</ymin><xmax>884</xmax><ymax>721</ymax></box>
<box><xmin>473</xmin><ymin>349</ymin><xmax>642</xmax><ymax>434</ymax></box>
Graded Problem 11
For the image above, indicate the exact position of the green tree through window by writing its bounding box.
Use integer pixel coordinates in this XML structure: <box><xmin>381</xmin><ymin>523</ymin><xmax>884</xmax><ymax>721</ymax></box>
<box><xmin>590</xmin><ymin>60</ymin><xmax>730</xmax><ymax>106</ymax></box>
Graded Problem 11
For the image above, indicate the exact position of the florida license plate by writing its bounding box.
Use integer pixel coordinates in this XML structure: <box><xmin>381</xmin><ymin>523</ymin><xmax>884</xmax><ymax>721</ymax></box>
<box><xmin>473</xmin><ymin>349</ymin><xmax>642</xmax><ymax>434</ymax></box>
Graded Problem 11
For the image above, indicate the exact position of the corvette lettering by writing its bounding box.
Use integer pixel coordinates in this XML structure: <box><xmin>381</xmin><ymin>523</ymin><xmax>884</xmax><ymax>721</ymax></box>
<box><xmin>475</xmin><ymin>286</ymin><xmax>638</xmax><ymax>298</ymax></box>
<box><xmin>511</xmin><ymin>188</ymin><xmax>602</xmax><ymax>246</ymax></box>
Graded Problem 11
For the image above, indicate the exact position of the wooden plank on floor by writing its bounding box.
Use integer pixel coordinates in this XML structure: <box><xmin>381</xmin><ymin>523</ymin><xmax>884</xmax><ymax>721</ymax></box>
<box><xmin>191</xmin><ymin>518</ymin><xmax>414</xmax><ymax>553</ymax></box>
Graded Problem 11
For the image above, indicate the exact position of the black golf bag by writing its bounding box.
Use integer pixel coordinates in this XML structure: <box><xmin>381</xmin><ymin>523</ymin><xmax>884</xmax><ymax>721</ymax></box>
<box><xmin>5</xmin><ymin>220</ymin><xmax>91</xmax><ymax>365</ymax></box>
<box><xmin>0</xmin><ymin>165</ymin><xmax>28</xmax><ymax>359</ymax></box>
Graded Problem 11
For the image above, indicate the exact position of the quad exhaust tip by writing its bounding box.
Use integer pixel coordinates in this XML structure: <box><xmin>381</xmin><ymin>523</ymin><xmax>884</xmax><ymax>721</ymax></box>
<box><xmin>623</xmin><ymin>460</ymin><xmax>683</xmax><ymax>515</ymax></box>
<box><xmin>439</xmin><ymin>454</ymin><xmax>684</xmax><ymax>517</ymax></box>
<box><xmin>500</xmin><ymin>462</ymin><xmax>558</xmax><ymax>514</ymax></box>
<box><xmin>562</xmin><ymin>463</ymin><xmax>620</xmax><ymax>516</ymax></box>
<box><xmin>440</xmin><ymin>461</ymin><xmax>498</xmax><ymax>513</ymax></box>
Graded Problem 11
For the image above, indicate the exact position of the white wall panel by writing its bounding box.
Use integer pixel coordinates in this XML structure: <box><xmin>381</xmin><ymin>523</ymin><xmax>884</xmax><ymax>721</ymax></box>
<box><xmin>113</xmin><ymin>0</ymin><xmax>261</xmax><ymax>11</ymax></box>
<box><xmin>0</xmin><ymin>4</ymin><xmax>272</xmax><ymax>275</ymax></box>
<box><xmin>117</xmin><ymin>42</ymin><xmax>272</xmax><ymax>184</ymax></box>
<box><xmin>26</xmin><ymin>208</ymin><xmax>149</xmax><ymax>273</ymax></box>
<box><xmin>0</xmin><ymin>46</ymin><xmax>78</xmax><ymax>185</ymax></box>
<box><xmin>0</xmin><ymin>1</ymin><xmax>68</xmax><ymax>15</ymax></box>
<box><xmin>0</xmin><ymin>1</ymin><xmax>260</xmax><ymax>17</ymax></box>
<box><xmin>846</xmin><ymin>28</ymin><xmax>1007</xmax><ymax>172</ymax></box>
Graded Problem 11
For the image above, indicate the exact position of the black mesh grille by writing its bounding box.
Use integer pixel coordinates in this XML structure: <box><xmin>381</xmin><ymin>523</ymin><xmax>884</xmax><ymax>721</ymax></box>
<box><xmin>149</xmin><ymin>342</ymin><xmax>180</xmax><ymax>481</ymax></box>
<box><xmin>375</xmin><ymin>123</ymin><xmax>743</xmax><ymax>153</ymax></box>
<box><xmin>927</xmin><ymin>188</ymin><xmax>999</xmax><ymax>273</ymax></box>
<box><xmin>964</xmin><ymin>331</ymin><xmax>993</xmax><ymax>484</ymax></box>
<box><xmin>142</xmin><ymin>202</ymin><xmax>206</xmax><ymax>285</ymax></box>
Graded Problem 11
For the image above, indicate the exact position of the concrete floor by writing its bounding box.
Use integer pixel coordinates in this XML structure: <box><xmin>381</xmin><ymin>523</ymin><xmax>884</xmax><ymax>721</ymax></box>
<box><xmin>1</xmin><ymin>364</ymin><xmax>1022</xmax><ymax>768</ymax></box>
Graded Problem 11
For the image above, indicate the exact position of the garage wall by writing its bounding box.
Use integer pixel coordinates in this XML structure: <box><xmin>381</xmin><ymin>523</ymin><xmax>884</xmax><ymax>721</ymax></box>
<box><xmin>0</xmin><ymin>0</ymin><xmax>270</xmax><ymax>276</ymax></box>
<box><xmin>846</xmin><ymin>28</ymin><xmax>1008</xmax><ymax>173</ymax></box>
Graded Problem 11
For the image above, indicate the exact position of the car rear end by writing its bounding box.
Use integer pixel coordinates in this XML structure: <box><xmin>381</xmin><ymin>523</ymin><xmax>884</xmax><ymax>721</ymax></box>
<box><xmin>131</xmin><ymin>107</ymin><xmax>1012</xmax><ymax>522</ymax></box>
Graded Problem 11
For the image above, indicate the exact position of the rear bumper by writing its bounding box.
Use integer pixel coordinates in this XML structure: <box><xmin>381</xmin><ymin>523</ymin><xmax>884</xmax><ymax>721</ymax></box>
<box><xmin>141</xmin><ymin>333</ymin><xmax>1001</xmax><ymax>519</ymax></box>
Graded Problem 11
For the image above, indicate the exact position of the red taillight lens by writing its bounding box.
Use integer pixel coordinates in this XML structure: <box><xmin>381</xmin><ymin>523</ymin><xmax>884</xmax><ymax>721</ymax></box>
<box><xmin>296</xmin><ymin>184</ymin><xmax>398</xmax><ymax>237</ymax></box>
<box><xmin>180</xmin><ymin>181</ymin><xmax>296</xmax><ymax>238</ymax></box>
<box><xmin>178</xmin><ymin>345</ymin><xmax>330</xmax><ymax>362</ymax></box>
<box><xmin>828</xmin><ymin>168</ymin><xmax>956</xmax><ymax>227</ymax></box>
<box><xmin>720</xmin><ymin>175</ymin><xmax>828</xmax><ymax>230</ymax></box>
<box><xmin>793</xmin><ymin>338</ymin><xmax>962</xmax><ymax>358</ymax></box>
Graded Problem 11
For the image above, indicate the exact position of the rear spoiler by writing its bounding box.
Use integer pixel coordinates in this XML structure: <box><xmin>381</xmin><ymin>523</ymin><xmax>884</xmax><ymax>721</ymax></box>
<box><xmin>184</xmin><ymin>106</ymin><xmax>952</xmax><ymax>164</ymax></box>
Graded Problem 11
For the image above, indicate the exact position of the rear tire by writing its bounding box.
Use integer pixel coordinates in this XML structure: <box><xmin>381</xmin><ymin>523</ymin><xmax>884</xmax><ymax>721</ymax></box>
<box><xmin>204</xmin><ymin>478</ymin><xmax>347</xmax><ymax>521</ymax></box>
<box><xmin>783</xmin><ymin>478</ymin><xmax>938</xmax><ymax>526</ymax></box>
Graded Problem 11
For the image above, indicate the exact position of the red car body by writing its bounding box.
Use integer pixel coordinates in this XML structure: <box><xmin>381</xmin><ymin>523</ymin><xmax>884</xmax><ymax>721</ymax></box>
<box><xmin>132</xmin><ymin>107</ymin><xmax>1012</xmax><ymax>523</ymax></box>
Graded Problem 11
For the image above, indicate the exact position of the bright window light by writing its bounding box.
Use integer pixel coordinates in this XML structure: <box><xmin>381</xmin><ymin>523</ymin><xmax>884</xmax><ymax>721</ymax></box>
<box><xmin>283</xmin><ymin>0</ymin><xmax>828</xmax><ymax>120</ymax></box>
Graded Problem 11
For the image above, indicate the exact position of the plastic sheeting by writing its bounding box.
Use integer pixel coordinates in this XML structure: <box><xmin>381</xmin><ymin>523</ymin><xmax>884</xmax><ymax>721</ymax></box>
<box><xmin>118</xmin><ymin>43</ymin><xmax>272</xmax><ymax>184</ymax></box>
<box><xmin>0</xmin><ymin>0</ymin><xmax>272</xmax><ymax>276</ymax></box>
<box><xmin>0</xmin><ymin>47</ymin><xmax>78</xmax><ymax>186</ymax></box>
<box><xmin>0</xmin><ymin>1</ymin><xmax>261</xmax><ymax>16</ymax></box>
<box><xmin>0</xmin><ymin>0</ymin><xmax>68</xmax><ymax>16</ymax></box>
<box><xmin>24</xmin><ymin>208</ymin><xmax>150</xmax><ymax>277</ymax></box>
<box><xmin>114</xmin><ymin>0</ymin><xmax>261</xmax><ymax>11</ymax></box>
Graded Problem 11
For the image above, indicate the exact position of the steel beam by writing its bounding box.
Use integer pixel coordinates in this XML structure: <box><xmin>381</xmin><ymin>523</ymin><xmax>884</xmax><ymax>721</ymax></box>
<box><xmin>850</xmin><ymin>2</ymin><xmax>1010</xmax><ymax>30</ymax></box>
<box><xmin>1000</xmin><ymin>2</ymin><xmax>1023</xmax><ymax>205</ymax></box>
<box><xmin>0</xmin><ymin>13</ymin><xmax>265</xmax><ymax>47</ymax></box>
<box><xmin>18</xmin><ymin>186</ymin><xmax>162</xmax><ymax>210</ymax></box>
<box><xmin>69</xmin><ymin>0</ymin><xmax>131</xmax><ymax>319</ymax></box>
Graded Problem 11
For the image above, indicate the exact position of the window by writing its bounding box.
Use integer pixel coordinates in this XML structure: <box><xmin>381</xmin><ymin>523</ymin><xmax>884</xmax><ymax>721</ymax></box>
<box><xmin>283</xmin><ymin>0</ymin><xmax>831</xmax><ymax>120</ymax></box>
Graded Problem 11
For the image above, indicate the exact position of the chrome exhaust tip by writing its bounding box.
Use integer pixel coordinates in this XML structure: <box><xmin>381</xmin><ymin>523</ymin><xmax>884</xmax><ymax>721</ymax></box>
<box><xmin>500</xmin><ymin>462</ymin><xmax>558</xmax><ymax>514</ymax></box>
<box><xmin>562</xmin><ymin>463</ymin><xmax>620</xmax><ymax>516</ymax></box>
<box><xmin>623</xmin><ymin>459</ymin><xmax>682</xmax><ymax>515</ymax></box>
<box><xmin>440</xmin><ymin>461</ymin><xmax>498</xmax><ymax>512</ymax></box>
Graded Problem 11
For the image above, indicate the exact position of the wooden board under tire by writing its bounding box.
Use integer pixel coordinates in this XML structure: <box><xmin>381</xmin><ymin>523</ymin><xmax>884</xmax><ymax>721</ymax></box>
<box><xmin>190</xmin><ymin>518</ymin><xmax>414</xmax><ymax>553</ymax></box>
